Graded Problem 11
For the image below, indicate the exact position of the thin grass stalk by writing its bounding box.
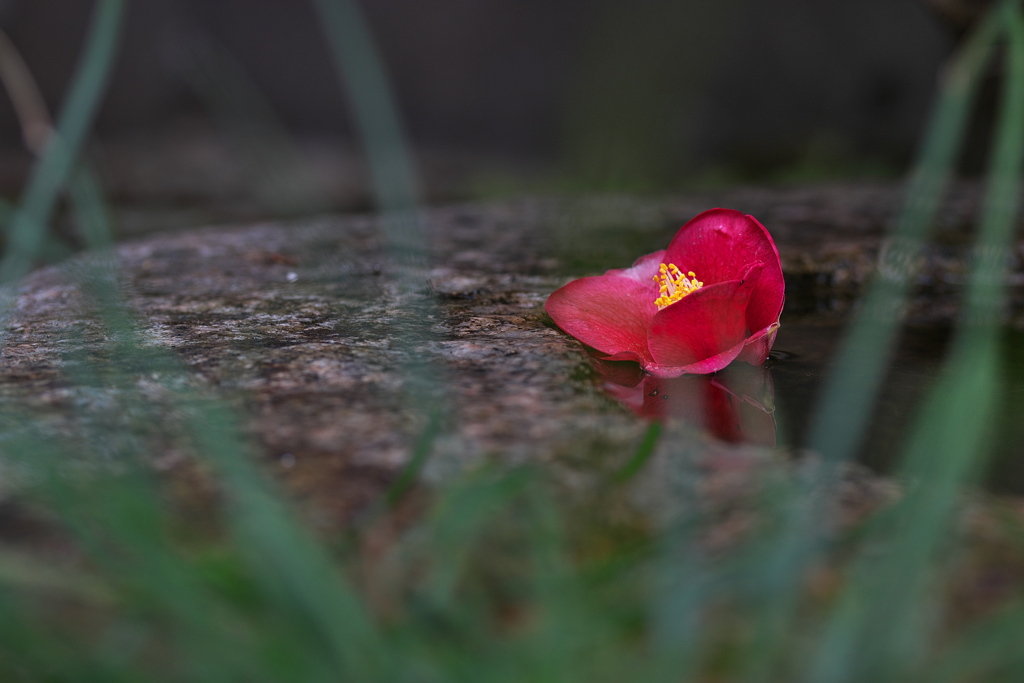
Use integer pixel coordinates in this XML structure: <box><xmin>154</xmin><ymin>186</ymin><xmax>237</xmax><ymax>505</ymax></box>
<box><xmin>804</xmin><ymin>4</ymin><xmax>1024</xmax><ymax>681</ymax></box>
<box><xmin>0</xmin><ymin>29</ymin><xmax>53</xmax><ymax>153</ymax></box>
<box><xmin>730</xmin><ymin>477</ymin><xmax>818</xmax><ymax>683</ymax></box>
<box><xmin>0</xmin><ymin>31</ymin><xmax>92</xmax><ymax>267</ymax></box>
<box><xmin>1</xmin><ymin>1</ymin><xmax>440</xmax><ymax>679</ymax></box>
<box><xmin>417</xmin><ymin>468</ymin><xmax>532</xmax><ymax>606</ymax></box>
<box><xmin>90</xmin><ymin>114</ymin><xmax>381</xmax><ymax>683</ymax></box>
<box><xmin>647</xmin><ymin>534</ymin><xmax>709</xmax><ymax>681</ymax></box>
<box><xmin>39</xmin><ymin>7</ymin><xmax>414</xmax><ymax>675</ymax></box>
<box><xmin>20</xmin><ymin>441</ymin><xmax>266</xmax><ymax>682</ymax></box>
<box><xmin>309</xmin><ymin>0</ymin><xmax>422</xmax><ymax>260</ymax></box>
<box><xmin>724</xmin><ymin>10</ymin><xmax>1012</xmax><ymax>681</ymax></box>
<box><xmin>7</xmin><ymin>78</ymin><xmax>390</xmax><ymax>683</ymax></box>
<box><xmin>638</xmin><ymin>434</ymin><xmax>733</xmax><ymax>681</ymax></box>
<box><xmin>311</xmin><ymin>0</ymin><xmax>449</xmax><ymax>485</ymax></box>
<box><xmin>804</xmin><ymin>351</ymin><xmax>998</xmax><ymax>683</ymax></box>
<box><xmin>613</xmin><ymin>421</ymin><xmax>662</xmax><ymax>484</ymax></box>
<box><xmin>68</xmin><ymin>174</ymin><xmax>388</xmax><ymax>677</ymax></box>
<box><xmin>805</xmin><ymin>2</ymin><xmax>1005</xmax><ymax>464</ymax></box>
<box><xmin>0</xmin><ymin>430</ymin><xmax>206</xmax><ymax>680</ymax></box>
<box><xmin>31</xmin><ymin>31</ymin><xmax>393</xmax><ymax>683</ymax></box>
<box><xmin>0</xmin><ymin>0</ymin><xmax>124</xmax><ymax>290</ymax></box>
<box><xmin>924</xmin><ymin>601</ymin><xmax>1024</xmax><ymax>681</ymax></box>
<box><xmin>520</xmin><ymin>488</ymin><xmax>581</xmax><ymax>682</ymax></box>
<box><xmin>179</xmin><ymin>399</ymin><xmax>389</xmax><ymax>679</ymax></box>
<box><xmin>0</xmin><ymin>585</ymin><xmax>137</xmax><ymax>682</ymax></box>
<box><xmin>0</xmin><ymin>19</ymin><xmax>132</xmax><ymax>335</ymax></box>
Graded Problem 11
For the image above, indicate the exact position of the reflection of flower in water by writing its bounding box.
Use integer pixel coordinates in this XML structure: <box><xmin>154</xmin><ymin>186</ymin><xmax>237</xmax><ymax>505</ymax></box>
<box><xmin>593</xmin><ymin>357</ymin><xmax>776</xmax><ymax>447</ymax></box>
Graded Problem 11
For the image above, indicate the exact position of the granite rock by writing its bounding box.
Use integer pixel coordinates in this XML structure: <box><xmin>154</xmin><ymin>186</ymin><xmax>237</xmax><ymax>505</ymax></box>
<box><xmin>2</xmin><ymin>184</ymin><xmax>1019</xmax><ymax>525</ymax></box>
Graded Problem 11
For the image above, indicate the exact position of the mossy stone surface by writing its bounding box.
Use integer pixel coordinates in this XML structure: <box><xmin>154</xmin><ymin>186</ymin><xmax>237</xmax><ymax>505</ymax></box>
<box><xmin>3</xmin><ymin>184</ymin><xmax>1019</xmax><ymax>525</ymax></box>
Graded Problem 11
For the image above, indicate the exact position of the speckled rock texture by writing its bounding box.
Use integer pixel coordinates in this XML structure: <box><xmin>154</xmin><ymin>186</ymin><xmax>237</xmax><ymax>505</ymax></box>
<box><xmin>2</xmin><ymin>183</ymin><xmax>1020</xmax><ymax>524</ymax></box>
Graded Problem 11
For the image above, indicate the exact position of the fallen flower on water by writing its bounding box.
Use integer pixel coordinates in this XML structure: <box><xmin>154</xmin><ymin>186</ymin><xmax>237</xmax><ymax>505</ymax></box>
<box><xmin>545</xmin><ymin>209</ymin><xmax>784</xmax><ymax>377</ymax></box>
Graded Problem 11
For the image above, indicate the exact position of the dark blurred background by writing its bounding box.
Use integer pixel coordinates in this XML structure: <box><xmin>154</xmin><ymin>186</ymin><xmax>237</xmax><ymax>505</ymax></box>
<box><xmin>0</xmin><ymin>0</ymin><xmax>956</xmax><ymax>235</ymax></box>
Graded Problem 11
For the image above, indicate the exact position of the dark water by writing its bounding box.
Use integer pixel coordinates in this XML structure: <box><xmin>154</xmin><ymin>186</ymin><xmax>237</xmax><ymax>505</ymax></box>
<box><xmin>767</xmin><ymin>321</ymin><xmax>1024</xmax><ymax>495</ymax></box>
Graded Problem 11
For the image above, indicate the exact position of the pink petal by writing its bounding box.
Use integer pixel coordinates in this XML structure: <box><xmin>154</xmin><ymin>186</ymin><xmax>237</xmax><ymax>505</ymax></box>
<box><xmin>645</xmin><ymin>343</ymin><xmax>746</xmax><ymax>377</ymax></box>
<box><xmin>606</xmin><ymin>249</ymin><xmax>666</xmax><ymax>284</ymax></box>
<box><xmin>663</xmin><ymin>209</ymin><xmax>784</xmax><ymax>334</ymax></box>
<box><xmin>744</xmin><ymin>281</ymin><xmax>785</xmax><ymax>342</ymax></box>
<box><xmin>646</xmin><ymin>267</ymin><xmax>760</xmax><ymax>375</ymax></box>
<box><xmin>663</xmin><ymin>209</ymin><xmax>774</xmax><ymax>283</ymax></box>
<box><xmin>734</xmin><ymin>323</ymin><xmax>780</xmax><ymax>366</ymax></box>
<box><xmin>545</xmin><ymin>273</ymin><xmax>658</xmax><ymax>365</ymax></box>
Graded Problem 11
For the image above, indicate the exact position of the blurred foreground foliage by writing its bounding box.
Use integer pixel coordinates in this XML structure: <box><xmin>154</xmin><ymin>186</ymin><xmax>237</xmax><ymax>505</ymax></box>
<box><xmin>1</xmin><ymin>0</ymin><xmax>1024</xmax><ymax>681</ymax></box>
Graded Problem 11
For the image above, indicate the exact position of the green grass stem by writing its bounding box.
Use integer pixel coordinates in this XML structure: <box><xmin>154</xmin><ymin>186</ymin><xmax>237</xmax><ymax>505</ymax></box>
<box><xmin>805</xmin><ymin>4</ymin><xmax>1024</xmax><ymax>681</ymax></box>
<box><xmin>311</xmin><ymin>0</ymin><xmax>450</xmax><ymax>486</ymax></box>
<box><xmin>0</xmin><ymin>0</ymin><xmax>124</xmax><ymax>289</ymax></box>
<box><xmin>310</xmin><ymin>0</ymin><xmax>423</xmax><ymax>261</ymax></box>
<box><xmin>806</xmin><ymin>2</ymin><xmax>1006</xmax><ymax>464</ymax></box>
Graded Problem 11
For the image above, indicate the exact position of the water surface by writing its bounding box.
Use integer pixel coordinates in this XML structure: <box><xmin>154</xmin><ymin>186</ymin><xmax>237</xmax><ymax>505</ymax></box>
<box><xmin>768</xmin><ymin>321</ymin><xmax>1024</xmax><ymax>494</ymax></box>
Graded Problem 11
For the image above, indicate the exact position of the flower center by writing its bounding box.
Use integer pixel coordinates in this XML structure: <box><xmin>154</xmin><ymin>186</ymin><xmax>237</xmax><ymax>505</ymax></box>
<box><xmin>653</xmin><ymin>263</ymin><xmax>703</xmax><ymax>310</ymax></box>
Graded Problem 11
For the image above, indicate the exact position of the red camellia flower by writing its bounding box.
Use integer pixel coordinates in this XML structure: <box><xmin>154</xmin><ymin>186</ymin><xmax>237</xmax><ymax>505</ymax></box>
<box><xmin>545</xmin><ymin>209</ymin><xmax>784</xmax><ymax>377</ymax></box>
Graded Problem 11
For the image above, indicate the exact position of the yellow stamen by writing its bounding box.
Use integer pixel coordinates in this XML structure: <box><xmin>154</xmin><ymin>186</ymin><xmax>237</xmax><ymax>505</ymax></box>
<box><xmin>652</xmin><ymin>263</ymin><xmax>703</xmax><ymax>310</ymax></box>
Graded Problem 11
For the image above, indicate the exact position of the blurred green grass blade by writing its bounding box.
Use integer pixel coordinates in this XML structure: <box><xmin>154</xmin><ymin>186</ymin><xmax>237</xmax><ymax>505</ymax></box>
<box><xmin>70</xmin><ymin>166</ymin><xmax>115</xmax><ymax>249</ymax></box>
<box><xmin>181</xmin><ymin>397</ymin><xmax>387</xmax><ymax>679</ymax></box>
<box><xmin>49</xmin><ymin>143</ymin><xmax>386</xmax><ymax>679</ymax></box>
<box><xmin>14</xmin><ymin>394</ymin><xmax>383</xmax><ymax>681</ymax></box>
<box><xmin>520</xmin><ymin>488</ymin><xmax>578</xmax><ymax>682</ymax></box>
<box><xmin>0</xmin><ymin>587</ymin><xmax>139</xmax><ymax>683</ymax></box>
<box><xmin>767</xmin><ymin>12</ymin><xmax>1006</xmax><ymax>674</ymax></box>
<box><xmin>387</xmin><ymin>407</ymin><xmax>444</xmax><ymax>507</ymax></box>
<box><xmin>0</xmin><ymin>0</ymin><xmax>124</xmax><ymax>289</ymax></box>
<box><xmin>419</xmin><ymin>467</ymin><xmax>531</xmax><ymax>606</ymax></box>
<box><xmin>893</xmin><ymin>0</ymin><xmax>1024</xmax><ymax>570</ymax></box>
<box><xmin>730</xmin><ymin>480</ymin><xmax>817</xmax><ymax>683</ymax></box>
<box><xmin>0</xmin><ymin>3</ymin><xmax>400</xmax><ymax>673</ymax></box>
<box><xmin>924</xmin><ymin>602</ymin><xmax>1024</xmax><ymax>682</ymax></box>
<box><xmin>312</xmin><ymin>0</ymin><xmax>448</xmax><ymax>489</ymax></box>
<box><xmin>805</xmin><ymin>2</ymin><xmax>1004</xmax><ymax>464</ymax></box>
<box><xmin>310</xmin><ymin>0</ymin><xmax>422</xmax><ymax>260</ymax></box>
<box><xmin>612</xmin><ymin>421</ymin><xmax>661</xmax><ymax>484</ymax></box>
<box><xmin>50</xmin><ymin>36</ymin><xmax>387</xmax><ymax>675</ymax></box>
<box><xmin>65</xmin><ymin>163</ymin><xmax>145</xmax><ymax>344</ymax></box>
<box><xmin>805</xmin><ymin>345</ymin><xmax>999</xmax><ymax>683</ymax></box>
<box><xmin>648</xmin><ymin>537</ymin><xmax>707</xmax><ymax>681</ymax></box>
<box><xmin>0</xmin><ymin>197</ymin><xmax>13</xmax><ymax>227</ymax></box>
<box><xmin>0</xmin><ymin>548</ymin><xmax>112</xmax><ymax>603</ymax></box>
<box><xmin>0</xmin><ymin>195</ymin><xmax>77</xmax><ymax>263</ymax></box>
<box><xmin>805</xmin><ymin>5</ymin><xmax>1024</xmax><ymax>681</ymax></box>
<box><xmin>0</xmin><ymin>436</ymin><xmax>210</xmax><ymax>680</ymax></box>
<box><xmin>961</xmin><ymin>0</ymin><xmax>1024</xmax><ymax>326</ymax></box>
<box><xmin>5</xmin><ymin>433</ymin><xmax>268</xmax><ymax>682</ymax></box>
